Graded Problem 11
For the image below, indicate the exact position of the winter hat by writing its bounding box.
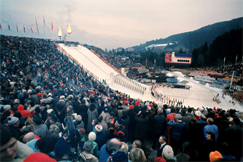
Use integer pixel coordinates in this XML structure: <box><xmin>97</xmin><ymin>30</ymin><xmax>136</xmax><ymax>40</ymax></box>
<box><xmin>112</xmin><ymin>150</ymin><xmax>128</xmax><ymax>162</ymax></box>
<box><xmin>145</xmin><ymin>102</ymin><xmax>149</xmax><ymax>106</ymax></box>
<box><xmin>33</xmin><ymin>117</ymin><xmax>42</xmax><ymax>125</ymax></box>
<box><xmin>149</xmin><ymin>103</ymin><xmax>153</xmax><ymax>107</ymax></box>
<box><xmin>76</xmin><ymin>115</ymin><xmax>82</xmax><ymax>122</ymax></box>
<box><xmin>8</xmin><ymin>117</ymin><xmax>19</xmax><ymax>126</ymax></box>
<box><xmin>162</xmin><ymin>145</ymin><xmax>174</xmax><ymax>160</ymax></box>
<box><xmin>124</xmin><ymin>100</ymin><xmax>128</xmax><ymax>105</ymax></box>
<box><xmin>47</xmin><ymin>109</ymin><xmax>53</xmax><ymax>114</ymax></box>
<box><xmin>116</xmin><ymin>119</ymin><xmax>123</xmax><ymax>126</ymax></box>
<box><xmin>95</xmin><ymin>124</ymin><xmax>103</xmax><ymax>132</ymax></box>
<box><xmin>175</xmin><ymin>114</ymin><xmax>182</xmax><ymax>119</ymax></box>
<box><xmin>104</xmin><ymin>107</ymin><xmax>110</xmax><ymax>113</ymax></box>
<box><xmin>209</xmin><ymin>151</ymin><xmax>223</xmax><ymax>162</ymax></box>
<box><xmin>54</xmin><ymin>137</ymin><xmax>70</xmax><ymax>154</ymax></box>
<box><xmin>60</xmin><ymin>95</ymin><xmax>65</xmax><ymax>99</ymax></box>
<box><xmin>67</xmin><ymin>95</ymin><xmax>73</xmax><ymax>99</ymax></box>
<box><xmin>155</xmin><ymin>157</ymin><xmax>166</xmax><ymax>162</ymax></box>
<box><xmin>80</xmin><ymin>128</ymin><xmax>86</xmax><ymax>135</ymax></box>
<box><xmin>36</xmin><ymin>93</ymin><xmax>42</xmax><ymax>97</ymax></box>
<box><xmin>18</xmin><ymin>104</ymin><xmax>24</xmax><ymax>110</ymax></box>
<box><xmin>88</xmin><ymin>132</ymin><xmax>96</xmax><ymax>141</ymax></box>
<box><xmin>67</xmin><ymin>105</ymin><xmax>73</xmax><ymax>111</ymax></box>
<box><xmin>130</xmin><ymin>105</ymin><xmax>134</xmax><ymax>110</ymax></box>
<box><xmin>90</xmin><ymin>103</ymin><xmax>96</xmax><ymax>109</ymax></box>
<box><xmin>135</xmin><ymin>100</ymin><xmax>140</xmax><ymax>106</ymax></box>
<box><xmin>195</xmin><ymin>111</ymin><xmax>201</xmax><ymax>117</ymax></box>
<box><xmin>3</xmin><ymin>105</ymin><xmax>11</xmax><ymax>111</ymax></box>
<box><xmin>23</xmin><ymin>152</ymin><xmax>56</xmax><ymax>162</ymax></box>
<box><xmin>48</xmin><ymin>93</ymin><xmax>52</xmax><ymax>97</ymax></box>
<box><xmin>13</xmin><ymin>99</ymin><xmax>20</xmax><ymax>104</ymax></box>
<box><xmin>122</xmin><ymin>110</ymin><xmax>127</xmax><ymax>116</ymax></box>
<box><xmin>49</xmin><ymin>124</ymin><xmax>60</xmax><ymax>134</ymax></box>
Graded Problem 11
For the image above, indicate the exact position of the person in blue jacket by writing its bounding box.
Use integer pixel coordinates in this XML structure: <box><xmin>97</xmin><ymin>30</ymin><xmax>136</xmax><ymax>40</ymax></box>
<box><xmin>167</xmin><ymin>114</ymin><xmax>186</xmax><ymax>155</ymax></box>
<box><xmin>203</xmin><ymin>117</ymin><xmax>218</xmax><ymax>143</ymax></box>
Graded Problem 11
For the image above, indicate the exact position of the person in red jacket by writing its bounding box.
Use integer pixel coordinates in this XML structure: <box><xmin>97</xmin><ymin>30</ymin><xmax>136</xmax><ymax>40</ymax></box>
<box><xmin>17</xmin><ymin>104</ymin><xmax>32</xmax><ymax>118</ymax></box>
<box><xmin>165</xmin><ymin>108</ymin><xmax>176</xmax><ymax>145</ymax></box>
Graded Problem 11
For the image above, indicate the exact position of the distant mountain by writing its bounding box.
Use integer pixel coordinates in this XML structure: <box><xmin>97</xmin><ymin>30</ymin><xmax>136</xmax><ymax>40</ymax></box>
<box><xmin>131</xmin><ymin>17</ymin><xmax>243</xmax><ymax>53</ymax></box>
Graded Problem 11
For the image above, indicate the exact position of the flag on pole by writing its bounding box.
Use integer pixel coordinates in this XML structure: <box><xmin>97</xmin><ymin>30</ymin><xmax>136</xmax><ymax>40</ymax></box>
<box><xmin>16</xmin><ymin>24</ymin><xmax>18</xmax><ymax>32</ymax></box>
<box><xmin>0</xmin><ymin>24</ymin><xmax>2</xmax><ymax>30</ymax></box>
<box><xmin>30</xmin><ymin>26</ymin><xmax>33</xmax><ymax>33</ymax></box>
<box><xmin>43</xmin><ymin>16</ymin><xmax>45</xmax><ymax>28</ymax></box>
<box><xmin>23</xmin><ymin>24</ymin><xmax>25</xmax><ymax>33</ymax></box>
<box><xmin>51</xmin><ymin>22</ymin><xmax>54</xmax><ymax>30</ymax></box>
<box><xmin>8</xmin><ymin>22</ymin><xmax>10</xmax><ymax>30</ymax></box>
<box><xmin>36</xmin><ymin>18</ymin><xmax>38</xmax><ymax>30</ymax></box>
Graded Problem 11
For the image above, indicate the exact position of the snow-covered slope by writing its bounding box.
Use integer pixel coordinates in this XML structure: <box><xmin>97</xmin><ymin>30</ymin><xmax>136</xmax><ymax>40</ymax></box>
<box><xmin>58</xmin><ymin>44</ymin><xmax>242</xmax><ymax>111</ymax></box>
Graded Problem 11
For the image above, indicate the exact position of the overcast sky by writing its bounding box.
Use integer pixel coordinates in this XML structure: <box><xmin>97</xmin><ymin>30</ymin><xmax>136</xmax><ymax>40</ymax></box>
<box><xmin>0</xmin><ymin>0</ymin><xmax>242</xmax><ymax>50</ymax></box>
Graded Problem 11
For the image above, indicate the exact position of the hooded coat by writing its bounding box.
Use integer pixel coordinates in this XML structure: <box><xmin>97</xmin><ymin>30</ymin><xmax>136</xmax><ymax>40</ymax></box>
<box><xmin>18</xmin><ymin>104</ymin><xmax>32</xmax><ymax>118</ymax></box>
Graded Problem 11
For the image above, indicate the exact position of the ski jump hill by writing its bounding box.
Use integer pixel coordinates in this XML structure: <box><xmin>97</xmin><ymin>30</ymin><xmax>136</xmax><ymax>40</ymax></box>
<box><xmin>56</xmin><ymin>44</ymin><xmax>152</xmax><ymax>100</ymax></box>
<box><xmin>56</xmin><ymin>44</ymin><xmax>243</xmax><ymax>111</ymax></box>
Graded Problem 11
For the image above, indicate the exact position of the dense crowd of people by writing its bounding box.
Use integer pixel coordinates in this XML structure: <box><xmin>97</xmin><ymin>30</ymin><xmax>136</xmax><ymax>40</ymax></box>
<box><xmin>83</xmin><ymin>44</ymin><xmax>142</xmax><ymax>69</ymax></box>
<box><xmin>0</xmin><ymin>35</ymin><xmax>243</xmax><ymax>162</ymax></box>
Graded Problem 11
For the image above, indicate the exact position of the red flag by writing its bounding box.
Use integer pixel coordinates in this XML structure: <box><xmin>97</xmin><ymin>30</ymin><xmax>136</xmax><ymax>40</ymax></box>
<box><xmin>51</xmin><ymin>22</ymin><xmax>54</xmax><ymax>30</ymax></box>
<box><xmin>36</xmin><ymin>18</ymin><xmax>38</xmax><ymax>29</ymax></box>
<box><xmin>16</xmin><ymin>24</ymin><xmax>18</xmax><ymax>32</ymax></box>
<box><xmin>30</xmin><ymin>26</ymin><xmax>33</xmax><ymax>33</ymax></box>
<box><xmin>0</xmin><ymin>24</ymin><xmax>2</xmax><ymax>30</ymax></box>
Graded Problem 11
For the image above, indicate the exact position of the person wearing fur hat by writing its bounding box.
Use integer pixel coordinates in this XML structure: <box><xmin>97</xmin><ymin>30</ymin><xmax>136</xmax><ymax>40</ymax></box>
<box><xmin>115</xmin><ymin>119</ymin><xmax>127</xmax><ymax>142</ymax></box>
<box><xmin>75</xmin><ymin>115</ymin><xmax>84</xmax><ymax>129</ymax></box>
<box><xmin>95</xmin><ymin>124</ymin><xmax>109</xmax><ymax>150</ymax></box>
<box><xmin>88</xmin><ymin>132</ymin><xmax>99</xmax><ymax>157</ymax></box>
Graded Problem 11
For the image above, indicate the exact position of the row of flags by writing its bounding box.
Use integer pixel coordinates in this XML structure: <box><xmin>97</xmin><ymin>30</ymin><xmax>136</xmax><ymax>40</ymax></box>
<box><xmin>0</xmin><ymin>16</ymin><xmax>55</xmax><ymax>34</ymax></box>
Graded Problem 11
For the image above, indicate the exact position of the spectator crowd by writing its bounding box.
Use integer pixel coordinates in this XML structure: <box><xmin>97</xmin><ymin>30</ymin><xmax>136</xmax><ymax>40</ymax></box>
<box><xmin>83</xmin><ymin>44</ymin><xmax>142</xmax><ymax>69</ymax></box>
<box><xmin>0</xmin><ymin>35</ymin><xmax>243</xmax><ymax>162</ymax></box>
